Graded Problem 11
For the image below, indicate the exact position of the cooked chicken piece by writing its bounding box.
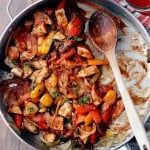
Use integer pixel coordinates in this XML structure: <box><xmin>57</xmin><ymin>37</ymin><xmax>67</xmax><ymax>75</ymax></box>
<box><xmin>23</xmin><ymin>101</ymin><xmax>39</xmax><ymax>116</ymax></box>
<box><xmin>58</xmin><ymin>102</ymin><xmax>73</xmax><ymax>118</ymax></box>
<box><xmin>91</xmin><ymin>84</ymin><xmax>102</xmax><ymax>106</ymax></box>
<box><xmin>53</xmin><ymin>31</ymin><xmax>66</xmax><ymax>40</ymax></box>
<box><xmin>77</xmin><ymin>46</ymin><xmax>93</xmax><ymax>59</ymax></box>
<box><xmin>100</xmin><ymin>65</ymin><xmax>114</xmax><ymax>85</ymax></box>
<box><xmin>112</xmin><ymin>100</ymin><xmax>124</xmax><ymax>119</ymax></box>
<box><xmin>11</xmin><ymin>67</ymin><xmax>23</xmax><ymax>77</ymax></box>
<box><xmin>32</xmin><ymin>23</ymin><xmax>47</xmax><ymax>36</ymax></box>
<box><xmin>34</xmin><ymin>11</ymin><xmax>52</xmax><ymax>25</ymax></box>
<box><xmin>30</xmin><ymin>67</ymin><xmax>50</xmax><ymax>84</ymax></box>
<box><xmin>7</xmin><ymin>46</ymin><xmax>19</xmax><ymax>60</ymax></box>
<box><xmin>55</xmin><ymin>8</ymin><xmax>68</xmax><ymax>29</ymax></box>
<box><xmin>49</xmin><ymin>116</ymin><xmax>64</xmax><ymax>130</ymax></box>
<box><xmin>4</xmin><ymin>57</ymin><xmax>16</xmax><ymax>68</ymax></box>
<box><xmin>20</xmin><ymin>35</ymin><xmax>37</xmax><ymax>61</ymax></box>
<box><xmin>23</xmin><ymin>63</ymin><xmax>33</xmax><ymax>78</ymax></box>
<box><xmin>8</xmin><ymin>104</ymin><xmax>22</xmax><ymax>114</ymax></box>
<box><xmin>31</xmin><ymin>59</ymin><xmax>47</xmax><ymax>69</ymax></box>
<box><xmin>43</xmin><ymin>133</ymin><xmax>56</xmax><ymax>143</ymax></box>
<box><xmin>23</xmin><ymin>119</ymin><xmax>38</xmax><ymax>133</ymax></box>
<box><xmin>77</xmin><ymin>66</ymin><xmax>99</xmax><ymax>77</ymax></box>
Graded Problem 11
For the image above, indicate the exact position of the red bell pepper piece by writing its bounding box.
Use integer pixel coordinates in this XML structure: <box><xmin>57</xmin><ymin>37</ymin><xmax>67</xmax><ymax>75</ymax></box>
<box><xmin>67</xmin><ymin>23</ymin><xmax>81</xmax><ymax>37</ymax></box>
<box><xmin>57</xmin><ymin>0</ymin><xmax>66</xmax><ymax>9</ymax></box>
<box><xmin>31</xmin><ymin>114</ymin><xmax>48</xmax><ymax>129</ymax></box>
<box><xmin>15</xmin><ymin>115</ymin><xmax>22</xmax><ymax>129</ymax></box>
<box><xmin>67</xmin><ymin>17</ymin><xmax>83</xmax><ymax>37</ymax></box>
<box><xmin>75</xmin><ymin>104</ymin><xmax>96</xmax><ymax>114</ymax></box>
<box><xmin>72</xmin><ymin>17</ymin><xmax>83</xmax><ymax>26</ymax></box>
<box><xmin>101</xmin><ymin>107</ymin><xmax>112</xmax><ymax>124</ymax></box>
<box><xmin>90</xmin><ymin>109</ymin><xmax>101</xmax><ymax>124</ymax></box>
<box><xmin>38</xmin><ymin>121</ymin><xmax>49</xmax><ymax>130</ymax></box>
<box><xmin>90</xmin><ymin>132</ymin><xmax>97</xmax><ymax>144</ymax></box>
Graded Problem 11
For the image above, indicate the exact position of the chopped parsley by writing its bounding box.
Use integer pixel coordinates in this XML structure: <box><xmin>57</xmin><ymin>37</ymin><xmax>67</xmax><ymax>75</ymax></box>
<box><xmin>52</xmin><ymin>92</ymin><xmax>60</xmax><ymax>98</ymax></box>
<box><xmin>78</xmin><ymin>96</ymin><xmax>90</xmax><ymax>105</ymax></box>
<box><xmin>72</xmin><ymin>37</ymin><xmax>83</xmax><ymax>42</ymax></box>
<box><xmin>27</xmin><ymin>107</ymin><xmax>34</xmax><ymax>113</ymax></box>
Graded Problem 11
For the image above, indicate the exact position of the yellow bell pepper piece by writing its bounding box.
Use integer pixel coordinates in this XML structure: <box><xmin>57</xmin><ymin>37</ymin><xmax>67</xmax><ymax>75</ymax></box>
<box><xmin>45</xmin><ymin>73</ymin><xmax>57</xmax><ymax>88</ymax></box>
<box><xmin>84</xmin><ymin>114</ymin><xmax>92</xmax><ymax>126</ymax></box>
<box><xmin>38</xmin><ymin>31</ymin><xmax>56</xmax><ymax>55</ymax></box>
<box><xmin>103</xmin><ymin>89</ymin><xmax>116</xmax><ymax>105</ymax></box>
<box><xmin>87</xmin><ymin>59</ymin><xmax>108</xmax><ymax>66</ymax></box>
<box><xmin>40</xmin><ymin>93</ymin><xmax>53</xmax><ymax>107</ymax></box>
<box><xmin>106</xmin><ymin>129</ymin><xmax>118</xmax><ymax>137</ymax></box>
<box><xmin>30</xmin><ymin>83</ymin><xmax>45</xmax><ymax>99</ymax></box>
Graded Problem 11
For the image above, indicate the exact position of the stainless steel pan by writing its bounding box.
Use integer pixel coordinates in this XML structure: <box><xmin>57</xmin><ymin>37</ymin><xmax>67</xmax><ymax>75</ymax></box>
<box><xmin>0</xmin><ymin>0</ymin><xmax>150</xmax><ymax>149</ymax></box>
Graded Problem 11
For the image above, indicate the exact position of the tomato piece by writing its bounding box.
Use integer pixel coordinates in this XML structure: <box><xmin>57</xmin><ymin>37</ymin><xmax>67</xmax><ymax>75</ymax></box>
<box><xmin>90</xmin><ymin>132</ymin><xmax>97</xmax><ymax>144</ymax></box>
<box><xmin>67</xmin><ymin>23</ymin><xmax>81</xmax><ymax>37</ymax></box>
<box><xmin>38</xmin><ymin>121</ymin><xmax>49</xmax><ymax>130</ymax></box>
<box><xmin>101</xmin><ymin>108</ymin><xmax>112</xmax><ymax>124</ymax></box>
<box><xmin>72</xmin><ymin>17</ymin><xmax>82</xmax><ymax>26</ymax></box>
<box><xmin>90</xmin><ymin>109</ymin><xmax>101</xmax><ymax>124</ymax></box>
<box><xmin>15</xmin><ymin>115</ymin><xmax>22</xmax><ymax>129</ymax></box>
<box><xmin>31</xmin><ymin>114</ymin><xmax>48</xmax><ymax>129</ymax></box>
<box><xmin>75</xmin><ymin>104</ymin><xmax>96</xmax><ymax>114</ymax></box>
<box><xmin>57</xmin><ymin>0</ymin><xmax>66</xmax><ymax>9</ymax></box>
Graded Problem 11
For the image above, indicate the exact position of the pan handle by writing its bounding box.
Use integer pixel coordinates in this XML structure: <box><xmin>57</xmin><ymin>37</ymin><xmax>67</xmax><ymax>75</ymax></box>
<box><xmin>7</xmin><ymin>0</ymin><xmax>13</xmax><ymax>21</ymax></box>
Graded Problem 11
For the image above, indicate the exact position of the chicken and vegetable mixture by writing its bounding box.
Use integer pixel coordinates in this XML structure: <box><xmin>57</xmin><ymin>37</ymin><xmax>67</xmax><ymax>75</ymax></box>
<box><xmin>0</xmin><ymin>0</ymin><xmax>125</xmax><ymax>148</ymax></box>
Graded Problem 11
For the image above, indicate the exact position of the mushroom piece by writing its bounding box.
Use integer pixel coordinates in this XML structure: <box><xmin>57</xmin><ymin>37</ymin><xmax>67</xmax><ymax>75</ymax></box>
<box><xmin>31</xmin><ymin>59</ymin><xmax>47</xmax><ymax>69</ymax></box>
<box><xmin>4</xmin><ymin>57</ymin><xmax>16</xmax><ymax>68</ymax></box>
<box><xmin>32</xmin><ymin>23</ymin><xmax>47</xmax><ymax>36</ymax></box>
<box><xmin>42</xmin><ymin>133</ymin><xmax>56</xmax><ymax>143</ymax></box>
<box><xmin>58</xmin><ymin>102</ymin><xmax>73</xmax><ymax>118</ymax></box>
<box><xmin>11</xmin><ymin>67</ymin><xmax>23</xmax><ymax>77</ymax></box>
<box><xmin>23</xmin><ymin>63</ymin><xmax>33</xmax><ymax>78</ymax></box>
<box><xmin>23</xmin><ymin>101</ymin><xmax>39</xmax><ymax>116</ymax></box>
<box><xmin>23</xmin><ymin>119</ymin><xmax>38</xmax><ymax>133</ymax></box>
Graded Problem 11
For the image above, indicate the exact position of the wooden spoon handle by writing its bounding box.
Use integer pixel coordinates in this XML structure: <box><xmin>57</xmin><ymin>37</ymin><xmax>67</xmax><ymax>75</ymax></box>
<box><xmin>105</xmin><ymin>50</ymin><xmax>150</xmax><ymax>150</ymax></box>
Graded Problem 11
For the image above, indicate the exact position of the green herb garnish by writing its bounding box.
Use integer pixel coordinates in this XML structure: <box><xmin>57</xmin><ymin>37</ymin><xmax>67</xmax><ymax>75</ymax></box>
<box><xmin>27</xmin><ymin>107</ymin><xmax>34</xmax><ymax>113</ymax></box>
<box><xmin>52</xmin><ymin>92</ymin><xmax>60</xmax><ymax>98</ymax></box>
<box><xmin>73</xmin><ymin>37</ymin><xmax>83</xmax><ymax>42</ymax></box>
<box><xmin>78</xmin><ymin>96</ymin><xmax>89</xmax><ymax>104</ymax></box>
<box><xmin>11</xmin><ymin>60</ymin><xmax>17</xmax><ymax>65</ymax></box>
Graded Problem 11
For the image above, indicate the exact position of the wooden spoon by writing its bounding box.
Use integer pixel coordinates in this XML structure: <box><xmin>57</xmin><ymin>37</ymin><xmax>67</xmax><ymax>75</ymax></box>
<box><xmin>89</xmin><ymin>11</ymin><xmax>150</xmax><ymax>150</ymax></box>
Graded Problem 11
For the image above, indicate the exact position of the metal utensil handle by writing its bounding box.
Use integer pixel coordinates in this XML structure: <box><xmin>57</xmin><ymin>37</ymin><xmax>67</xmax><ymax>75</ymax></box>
<box><xmin>7</xmin><ymin>0</ymin><xmax>13</xmax><ymax>21</ymax></box>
